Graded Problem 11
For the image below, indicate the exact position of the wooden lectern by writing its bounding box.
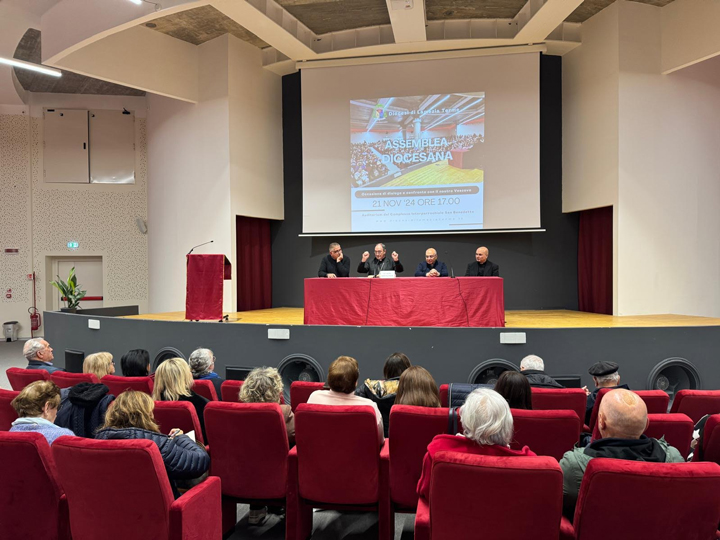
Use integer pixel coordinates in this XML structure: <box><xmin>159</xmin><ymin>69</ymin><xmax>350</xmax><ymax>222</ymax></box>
<box><xmin>186</xmin><ymin>254</ymin><xmax>232</xmax><ymax>321</ymax></box>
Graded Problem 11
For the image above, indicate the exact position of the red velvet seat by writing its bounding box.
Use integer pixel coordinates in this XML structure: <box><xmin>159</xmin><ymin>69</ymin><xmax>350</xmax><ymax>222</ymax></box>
<box><xmin>439</xmin><ymin>384</ymin><xmax>448</xmax><ymax>407</ymax></box>
<box><xmin>220</xmin><ymin>380</ymin><xmax>243</xmax><ymax>402</ymax></box>
<box><xmin>531</xmin><ymin>387</ymin><xmax>587</xmax><ymax>425</ymax></box>
<box><xmin>694</xmin><ymin>414</ymin><xmax>720</xmax><ymax>463</ymax></box>
<box><xmin>670</xmin><ymin>390</ymin><xmax>720</xmax><ymax>423</ymax></box>
<box><xmin>634</xmin><ymin>390</ymin><xmax>670</xmax><ymax>414</ymax></box>
<box><xmin>288</xmin><ymin>404</ymin><xmax>390</xmax><ymax>540</ymax></box>
<box><xmin>0</xmin><ymin>431</ymin><xmax>71</xmax><ymax>540</ymax></box>
<box><xmin>52</xmin><ymin>436</ymin><xmax>222</xmax><ymax>540</ymax></box>
<box><xmin>559</xmin><ymin>458</ymin><xmax>720</xmax><ymax>540</ymax></box>
<box><xmin>0</xmin><ymin>388</ymin><xmax>20</xmax><ymax>430</ymax></box>
<box><xmin>51</xmin><ymin>371</ymin><xmax>100</xmax><ymax>389</ymax></box>
<box><xmin>153</xmin><ymin>401</ymin><xmax>205</xmax><ymax>445</ymax></box>
<box><xmin>290</xmin><ymin>381</ymin><xmax>324</xmax><ymax>412</ymax></box>
<box><xmin>101</xmin><ymin>374</ymin><xmax>153</xmax><ymax>396</ymax></box>
<box><xmin>192</xmin><ymin>379</ymin><xmax>218</xmax><ymax>401</ymax></box>
<box><xmin>7</xmin><ymin>367</ymin><xmax>51</xmax><ymax>390</ymax></box>
<box><xmin>204</xmin><ymin>402</ymin><xmax>289</xmax><ymax>534</ymax></box>
<box><xmin>511</xmin><ymin>409</ymin><xmax>582</xmax><ymax>460</ymax></box>
<box><xmin>415</xmin><ymin>452</ymin><xmax>563</xmax><ymax>540</ymax></box>
<box><xmin>644</xmin><ymin>413</ymin><xmax>694</xmax><ymax>459</ymax></box>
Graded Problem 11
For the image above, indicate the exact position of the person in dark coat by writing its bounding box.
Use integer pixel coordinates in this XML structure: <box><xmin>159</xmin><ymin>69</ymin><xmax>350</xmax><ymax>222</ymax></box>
<box><xmin>153</xmin><ymin>357</ymin><xmax>209</xmax><ymax>442</ymax></box>
<box><xmin>318</xmin><ymin>242</ymin><xmax>351</xmax><ymax>278</ymax></box>
<box><xmin>520</xmin><ymin>355</ymin><xmax>564</xmax><ymax>389</ymax></box>
<box><xmin>55</xmin><ymin>382</ymin><xmax>115</xmax><ymax>438</ymax></box>
<box><xmin>464</xmin><ymin>246</ymin><xmax>499</xmax><ymax>276</ymax></box>
<box><xmin>188</xmin><ymin>348</ymin><xmax>224</xmax><ymax>398</ymax></box>
<box><xmin>584</xmin><ymin>361</ymin><xmax>629</xmax><ymax>424</ymax></box>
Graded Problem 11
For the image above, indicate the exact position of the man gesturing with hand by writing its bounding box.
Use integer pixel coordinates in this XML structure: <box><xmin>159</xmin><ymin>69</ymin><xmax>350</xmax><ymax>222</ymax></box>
<box><xmin>357</xmin><ymin>243</ymin><xmax>403</xmax><ymax>276</ymax></box>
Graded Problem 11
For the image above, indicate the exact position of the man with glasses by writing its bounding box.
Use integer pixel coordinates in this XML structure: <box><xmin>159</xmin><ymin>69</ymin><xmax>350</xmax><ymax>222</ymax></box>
<box><xmin>357</xmin><ymin>243</ymin><xmax>404</xmax><ymax>276</ymax></box>
<box><xmin>414</xmin><ymin>248</ymin><xmax>448</xmax><ymax>277</ymax></box>
<box><xmin>318</xmin><ymin>242</ymin><xmax>351</xmax><ymax>278</ymax></box>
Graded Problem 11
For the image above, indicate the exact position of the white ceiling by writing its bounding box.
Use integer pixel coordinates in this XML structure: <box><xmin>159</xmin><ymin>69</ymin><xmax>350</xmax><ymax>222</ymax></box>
<box><xmin>0</xmin><ymin>0</ymin><xmax>59</xmax><ymax>18</ymax></box>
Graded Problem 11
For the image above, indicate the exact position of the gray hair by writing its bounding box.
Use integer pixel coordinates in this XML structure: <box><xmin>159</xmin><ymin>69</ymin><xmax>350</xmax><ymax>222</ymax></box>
<box><xmin>520</xmin><ymin>354</ymin><xmax>544</xmax><ymax>371</ymax></box>
<box><xmin>239</xmin><ymin>367</ymin><xmax>283</xmax><ymax>404</ymax></box>
<box><xmin>460</xmin><ymin>388</ymin><xmax>514</xmax><ymax>447</ymax></box>
<box><xmin>329</xmin><ymin>242</ymin><xmax>340</xmax><ymax>252</ymax></box>
<box><xmin>23</xmin><ymin>339</ymin><xmax>46</xmax><ymax>361</ymax></box>
<box><xmin>595</xmin><ymin>372</ymin><xmax>620</xmax><ymax>385</ymax></box>
<box><xmin>188</xmin><ymin>348</ymin><xmax>214</xmax><ymax>377</ymax></box>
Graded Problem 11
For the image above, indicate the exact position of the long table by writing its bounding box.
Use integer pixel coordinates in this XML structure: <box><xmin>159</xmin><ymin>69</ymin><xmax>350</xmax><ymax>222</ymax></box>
<box><xmin>304</xmin><ymin>277</ymin><xmax>505</xmax><ymax>327</ymax></box>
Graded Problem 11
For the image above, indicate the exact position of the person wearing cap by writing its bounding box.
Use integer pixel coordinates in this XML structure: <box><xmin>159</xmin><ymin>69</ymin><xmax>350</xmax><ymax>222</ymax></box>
<box><xmin>584</xmin><ymin>361</ymin><xmax>629</xmax><ymax>424</ymax></box>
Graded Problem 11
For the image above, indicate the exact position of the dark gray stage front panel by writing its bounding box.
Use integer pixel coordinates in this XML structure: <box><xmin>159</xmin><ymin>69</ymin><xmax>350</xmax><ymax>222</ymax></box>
<box><xmin>45</xmin><ymin>311</ymin><xmax>720</xmax><ymax>391</ymax></box>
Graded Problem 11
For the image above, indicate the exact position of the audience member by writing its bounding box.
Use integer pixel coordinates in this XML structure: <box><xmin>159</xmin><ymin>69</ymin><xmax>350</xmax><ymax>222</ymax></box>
<box><xmin>23</xmin><ymin>338</ymin><xmax>62</xmax><ymax>374</ymax></box>
<box><xmin>307</xmin><ymin>356</ymin><xmax>385</xmax><ymax>443</ymax></box>
<box><xmin>153</xmin><ymin>358</ymin><xmax>209</xmax><ymax>442</ymax></box>
<box><xmin>395</xmin><ymin>366</ymin><xmax>441</xmax><ymax>408</ymax></box>
<box><xmin>584</xmin><ymin>361</ymin><xmax>629</xmax><ymax>424</ymax></box>
<box><xmin>83</xmin><ymin>352</ymin><xmax>115</xmax><ymax>379</ymax></box>
<box><xmin>188</xmin><ymin>348</ymin><xmax>224</xmax><ymax>397</ymax></box>
<box><xmin>356</xmin><ymin>352</ymin><xmax>411</xmax><ymax>437</ymax></box>
<box><xmin>95</xmin><ymin>391</ymin><xmax>209</xmax><ymax>498</ymax></box>
<box><xmin>417</xmin><ymin>388</ymin><xmax>535</xmax><ymax>499</ymax></box>
<box><xmin>55</xmin><ymin>379</ymin><xmax>115</xmax><ymax>438</ymax></box>
<box><xmin>120</xmin><ymin>349</ymin><xmax>151</xmax><ymax>377</ymax></box>
<box><xmin>560</xmin><ymin>388</ymin><xmax>683</xmax><ymax>519</ymax></box>
<box><xmin>494</xmin><ymin>371</ymin><xmax>533</xmax><ymax>410</ymax></box>
<box><xmin>10</xmin><ymin>380</ymin><xmax>75</xmax><ymax>444</ymax></box>
<box><xmin>519</xmin><ymin>354</ymin><xmax>564</xmax><ymax>388</ymax></box>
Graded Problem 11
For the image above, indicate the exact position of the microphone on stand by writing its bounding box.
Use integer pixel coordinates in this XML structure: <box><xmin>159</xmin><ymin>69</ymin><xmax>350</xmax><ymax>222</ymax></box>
<box><xmin>446</xmin><ymin>250</ymin><xmax>455</xmax><ymax>278</ymax></box>
<box><xmin>187</xmin><ymin>240</ymin><xmax>214</xmax><ymax>255</ymax></box>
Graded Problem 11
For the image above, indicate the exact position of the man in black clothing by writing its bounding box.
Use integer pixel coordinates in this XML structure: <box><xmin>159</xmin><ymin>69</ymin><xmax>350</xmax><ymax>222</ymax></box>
<box><xmin>584</xmin><ymin>361</ymin><xmax>629</xmax><ymax>424</ymax></box>
<box><xmin>464</xmin><ymin>246</ymin><xmax>499</xmax><ymax>276</ymax></box>
<box><xmin>318</xmin><ymin>242</ymin><xmax>351</xmax><ymax>278</ymax></box>
<box><xmin>357</xmin><ymin>243</ymin><xmax>403</xmax><ymax>276</ymax></box>
<box><xmin>520</xmin><ymin>354</ymin><xmax>564</xmax><ymax>388</ymax></box>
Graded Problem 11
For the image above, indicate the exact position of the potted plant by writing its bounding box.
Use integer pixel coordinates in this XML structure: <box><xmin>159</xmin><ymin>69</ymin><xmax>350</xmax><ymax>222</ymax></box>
<box><xmin>50</xmin><ymin>266</ymin><xmax>87</xmax><ymax>312</ymax></box>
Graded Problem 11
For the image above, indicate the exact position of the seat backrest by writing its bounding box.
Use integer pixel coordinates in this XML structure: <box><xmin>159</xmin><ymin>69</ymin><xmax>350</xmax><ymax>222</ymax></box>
<box><xmin>100</xmin><ymin>375</ymin><xmax>153</xmax><ymax>397</ymax></box>
<box><xmin>0</xmin><ymin>388</ymin><xmax>20</xmax><ymax>430</ymax></box>
<box><xmin>670</xmin><ymin>390</ymin><xmax>720</xmax><ymax>423</ymax></box>
<box><xmin>388</xmin><ymin>405</ymin><xmax>450</xmax><ymax>509</ymax></box>
<box><xmin>511</xmin><ymin>409</ymin><xmax>581</xmax><ymax>460</ymax></box>
<box><xmin>51</xmin><ymin>371</ymin><xmax>100</xmax><ymax>389</ymax></box>
<box><xmin>699</xmin><ymin>414</ymin><xmax>720</xmax><ymax>463</ymax></box>
<box><xmin>295</xmin><ymin>404</ymin><xmax>380</xmax><ymax>505</ymax></box>
<box><xmin>220</xmin><ymin>380</ymin><xmax>243</xmax><ymax>402</ymax></box>
<box><xmin>6</xmin><ymin>367</ymin><xmax>51</xmax><ymax>391</ymax></box>
<box><xmin>531</xmin><ymin>388</ymin><xmax>586</xmax><ymax>424</ymax></box>
<box><xmin>290</xmin><ymin>381</ymin><xmax>325</xmax><ymax>412</ymax></box>
<box><xmin>634</xmin><ymin>390</ymin><xmax>670</xmax><ymax>414</ymax></box>
<box><xmin>0</xmin><ymin>431</ymin><xmax>65</xmax><ymax>540</ymax></box>
<box><xmin>429</xmin><ymin>452</ymin><xmax>563</xmax><ymax>540</ymax></box>
<box><xmin>153</xmin><ymin>401</ymin><xmax>204</xmax><ymax>445</ymax></box>
<box><xmin>205</xmin><ymin>402</ymin><xmax>289</xmax><ymax>499</ymax></box>
<box><xmin>192</xmin><ymin>379</ymin><xmax>218</xmax><ymax>401</ymax></box>
<box><xmin>644</xmin><ymin>413</ymin><xmax>693</xmax><ymax>459</ymax></box>
<box><xmin>587</xmin><ymin>387</ymin><xmax>612</xmax><ymax>432</ymax></box>
<box><xmin>439</xmin><ymin>384</ymin><xmax>449</xmax><ymax>408</ymax></box>
<box><xmin>573</xmin><ymin>458</ymin><xmax>720</xmax><ymax>540</ymax></box>
<box><xmin>53</xmin><ymin>437</ymin><xmax>174</xmax><ymax>540</ymax></box>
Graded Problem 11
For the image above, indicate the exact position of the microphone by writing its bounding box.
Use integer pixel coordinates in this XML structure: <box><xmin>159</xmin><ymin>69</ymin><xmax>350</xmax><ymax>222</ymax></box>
<box><xmin>187</xmin><ymin>240</ymin><xmax>214</xmax><ymax>255</ymax></box>
<box><xmin>446</xmin><ymin>250</ymin><xmax>455</xmax><ymax>278</ymax></box>
<box><xmin>374</xmin><ymin>264</ymin><xmax>378</xmax><ymax>278</ymax></box>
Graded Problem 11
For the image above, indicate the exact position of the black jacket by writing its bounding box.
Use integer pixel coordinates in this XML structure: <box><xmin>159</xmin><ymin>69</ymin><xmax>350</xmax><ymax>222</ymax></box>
<box><xmin>522</xmin><ymin>370</ymin><xmax>564</xmax><ymax>389</ymax></box>
<box><xmin>465</xmin><ymin>260</ymin><xmax>500</xmax><ymax>277</ymax></box>
<box><xmin>55</xmin><ymin>383</ymin><xmax>115</xmax><ymax>438</ymax></box>
<box><xmin>357</xmin><ymin>257</ymin><xmax>404</xmax><ymax>275</ymax></box>
<box><xmin>355</xmin><ymin>377</ymin><xmax>400</xmax><ymax>438</ymax></box>
<box><xmin>318</xmin><ymin>254</ymin><xmax>351</xmax><ymax>277</ymax></box>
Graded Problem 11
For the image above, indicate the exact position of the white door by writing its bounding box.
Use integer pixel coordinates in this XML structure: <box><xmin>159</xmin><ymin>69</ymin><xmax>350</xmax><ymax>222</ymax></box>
<box><xmin>55</xmin><ymin>259</ymin><xmax>103</xmax><ymax>310</ymax></box>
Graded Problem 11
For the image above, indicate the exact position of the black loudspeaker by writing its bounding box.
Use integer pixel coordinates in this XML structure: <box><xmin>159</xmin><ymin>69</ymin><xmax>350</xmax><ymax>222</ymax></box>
<box><xmin>647</xmin><ymin>357</ymin><xmax>702</xmax><ymax>405</ymax></box>
<box><xmin>226</xmin><ymin>366</ymin><xmax>254</xmax><ymax>381</ymax></box>
<box><xmin>277</xmin><ymin>354</ymin><xmax>324</xmax><ymax>405</ymax></box>
<box><xmin>552</xmin><ymin>375</ymin><xmax>583</xmax><ymax>388</ymax></box>
<box><xmin>467</xmin><ymin>359</ymin><xmax>519</xmax><ymax>385</ymax></box>
<box><xmin>152</xmin><ymin>347</ymin><xmax>185</xmax><ymax>371</ymax></box>
<box><xmin>65</xmin><ymin>350</ymin><xmax>85</xmax><ymax>373</ymax></box>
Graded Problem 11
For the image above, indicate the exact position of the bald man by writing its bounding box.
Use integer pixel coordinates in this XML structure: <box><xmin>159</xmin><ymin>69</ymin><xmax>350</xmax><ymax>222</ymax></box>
<box><xmin>464</xmin><ymin>246</ymin><xmax>499</xmax><ymax>277</ymax></box>
<box><xmin>560</xmin><ymin>389</ymin><xmax>683</xmax><ymax>519</ymax></box>
<box><xmin>414</xmin><ymin>248</ymin><xmax>448</xmax><ymax>277</ymax></box>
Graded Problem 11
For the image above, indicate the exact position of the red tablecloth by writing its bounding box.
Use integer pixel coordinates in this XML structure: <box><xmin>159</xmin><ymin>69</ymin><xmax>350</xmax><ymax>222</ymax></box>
<box><xmin>304</xmin><ymin>277</ymin><xmax>505</xmax><ymax>327</ymax></box>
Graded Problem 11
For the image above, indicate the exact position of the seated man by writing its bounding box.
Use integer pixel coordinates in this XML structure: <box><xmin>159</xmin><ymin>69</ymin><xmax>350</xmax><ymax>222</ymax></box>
<box><xmin>23</xmin><ymin>338</ymin><xmax>63</xmax><ymax>374</ymax></box>
<box><xmin>584</xmin><ymin>361</ymin><xmax>629</xmax><ymax>424</ymax></box>
<box><xmin>560</xmin><ymin>388</ymin><xmax>683</xmax><ymax>519</ymax></box>
<box><xmin>357</xmin><ymin>243</ymin><xmax>403</xmax><ymax>276</ymax></box>
<box><xmin>318</xmin><ymin>242</ymin><xmax>351</xmax><ymax>278</ymax></box>
<box><xmin>414</xmin><ymin>248</ymin><xmax>448</xmax><ymax>277</ymax></box>
<box><xmin>520</xmin><ymin>354</ymin><xmax>564</xmax><ymax>388</ymax></box>
<box><xmin>464</xmin><ymin>246</ymin><xmax>499</xmax><ymax>276</ymax></box>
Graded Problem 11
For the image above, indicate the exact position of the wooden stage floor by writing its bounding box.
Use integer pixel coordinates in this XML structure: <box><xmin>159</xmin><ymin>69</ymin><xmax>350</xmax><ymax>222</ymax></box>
<box><xmin>124</xmin><ymin>308</ymin><xmax>720</xmax><ymax>329</ymax></box>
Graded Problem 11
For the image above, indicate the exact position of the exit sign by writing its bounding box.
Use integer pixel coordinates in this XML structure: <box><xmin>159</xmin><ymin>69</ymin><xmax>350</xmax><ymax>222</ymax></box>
<box><xmin>67</xmin><ymin>241</ymin><xmax>79</xmax><ymax>249</ymax></box>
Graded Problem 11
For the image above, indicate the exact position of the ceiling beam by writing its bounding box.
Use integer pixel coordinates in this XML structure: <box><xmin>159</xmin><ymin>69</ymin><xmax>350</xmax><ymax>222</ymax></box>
<box><xmin>513</xmin><ymin>0</ymin><xmax>584</xmax><ymax>43</ymax></box>
<box><xmin>385</xmin><ymin>0</ymin><xmax>427</xmax><ymax>43</ymax></box>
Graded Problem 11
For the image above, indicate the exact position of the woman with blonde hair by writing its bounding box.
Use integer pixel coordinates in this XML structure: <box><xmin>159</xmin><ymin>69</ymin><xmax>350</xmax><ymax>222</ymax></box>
<box><xmin>10</xmin><ymin>380</ymin><xmax>75</xmax><ymax>444</ymax></box>
<box><xmin>395</xmin><ymin>366</ymin><xmax>441</xmax><ymax>408</ymax></box>
<box><xmin>95</xmin><ymin>391</ymin><xmax>209</xmax><ymax>498</ymax></box>
<box><xmin>153</xmin><ymin>357</ymin><xmax>209</xmax><ymax>442</ymax></box>
<box><xmin>83</xmin><ymin>352</ymin><xmax>115</xmax><ymax>379</ymax></box>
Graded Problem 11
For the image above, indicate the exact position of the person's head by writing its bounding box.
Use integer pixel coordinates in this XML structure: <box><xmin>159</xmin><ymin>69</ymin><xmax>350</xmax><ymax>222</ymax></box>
<box><xmin>120</xmin><ymin>349</ymin><xmax>150</xmax><ymax>377</ymax></box>
<box><xmin>11</xmin><ymin>380</ymin><xmax>62</xmax><ymax>422</ymax></box>
<box><xmin>475</xmin><ymin>246</ymin><xmax>489</xmax><ymax>264</ymax></box>
<box><xmin>383</xmin><ymin>352</ymin><xmax>411</xmax><ymax>380</ymax></box>
<box><xmin>597</xmin><ymin>389</ymin><xmax>648</xmax><ymax>439</ymax></box>
<box><xmin>589</xmin><ymin>361</ymin><xmax>620</xmax><ymax>389</ymax></box>
<box><xmin>494</xmin><ymin>371</ymin><xmax>533</xmax><ymax>410</ymax></box>
<box><xmin>460</xmin><ymin>388</ymin><xmax>514</xmax><ymax>447</ymax></box>
<box><xmin>101</xmin><ymin>390</ymin><xmax>159</xmax><ymax>432</ymax></box>
<box><xmin>83</xmin><ymin>352</ymin><xmax>115</xmax><ymax>378</ymax></box>
<box><xmin>329</xmin><ymin>242</ymin><xmax>343</xmax><ymax>261</ymax></box>
<box><xmin>152</xmin><ymin>357</ymin><xmax>194</xmax><ymax>401</ymax></box>
<box><xmin>327</xmin><ymin>356</ymin><xmax>359</xmax><ymax>394</ymax></box>
<box><xmin>425</xmin><ymin>248</ymin><xmax>438</xmax><ymax>265</ymax></box>
<box><xmin>188</xmin><ymin>348</ymin><xmax>215</xmax><ymax>378</ymax></box>
<box><xmin>23</xmin><ymin>338</ymin><xmax>53</xmax><ymax>363</ymax></box>
<box><xmin>374</xmin><ymin>243</ymin><xmax>386</xmax><ymax>261</ymax></box>
<box><xmin>520</xmin><ymin>354</ymin><xmax>544</xmax><ymax>372</ymax></box>
<box><xmin>239</xmin><ymin>367</ymin><xmax>283</xmax><ymax>404</ymax></box>
<box><xmin>395</xmin><ymin>366</ymin><xmax>441</xmax><ymax>407</ymax></box>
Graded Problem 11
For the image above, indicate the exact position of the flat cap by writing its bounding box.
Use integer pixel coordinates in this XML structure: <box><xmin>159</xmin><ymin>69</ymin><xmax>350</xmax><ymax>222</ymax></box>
<box><xmin>588</xmin><ymin>361</ymin><xmax>619</xmax><ymax>377</ymax></box>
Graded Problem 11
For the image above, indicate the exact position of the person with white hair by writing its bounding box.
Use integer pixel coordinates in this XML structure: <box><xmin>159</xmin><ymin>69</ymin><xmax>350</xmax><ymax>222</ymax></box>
<box><xmin>23</xmin><ymin>338</ymin><xmax>63</xmax><ymax>374</ymax></box>
<box><xmin>519</xmin><ymin>354</ymin><xmax>564</xmax><ymax>389</ymax></box>
<box><xmin>187</xmin><ymin>347</ymin><xmax>224</xmax><ymax>397</ymax></box>
<box><xmin>416</xmin><ymin>388</ymin><xmax>536</xmax><ymax>499</ymax></box>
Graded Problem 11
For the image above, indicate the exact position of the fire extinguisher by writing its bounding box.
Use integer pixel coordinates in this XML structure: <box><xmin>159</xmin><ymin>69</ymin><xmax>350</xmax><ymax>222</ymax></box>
<box><xmin>29</xmin><ymin>271</ymin><xmax>41</xmax><ymax>337</ymax></box>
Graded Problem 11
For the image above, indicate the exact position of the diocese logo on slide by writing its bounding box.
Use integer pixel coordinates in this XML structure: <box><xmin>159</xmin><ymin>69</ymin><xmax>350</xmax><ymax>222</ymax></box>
<box><xmin>350</xmin><ymin>92</ymin><xmax>485</xmax><ymax>232</ymax></box>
